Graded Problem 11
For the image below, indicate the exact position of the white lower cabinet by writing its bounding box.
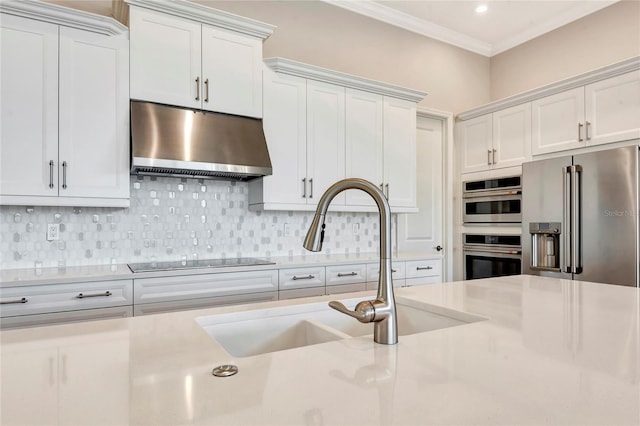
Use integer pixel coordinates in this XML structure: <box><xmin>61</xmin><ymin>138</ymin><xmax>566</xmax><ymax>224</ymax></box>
<box><xmin>278</xmin><ymin>266</ymin><xmax>325</xmax><ymax>299</ymax></box>
<box><xmin>0</xmin><ymin>279</ymin><xmax>133</xmax><ymax>329</ymax></box>
<box><xmin>325</xmin><ymin>264</ymin><xmax>367</xmax><ymax>294</ymax></box>
<box><xmin>133</xmin><ymin>270</ymin><xmax>278</xmax><ymax>315</ymax></box>
<box><xmin>405</xmin><ymin>259</ymin><xmax>442</xmax><ymax>286</ymax></box>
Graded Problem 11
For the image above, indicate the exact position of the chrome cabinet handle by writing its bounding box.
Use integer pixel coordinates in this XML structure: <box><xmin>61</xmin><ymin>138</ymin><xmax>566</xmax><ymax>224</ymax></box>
<box><xmin>487</xmin><ymin>150</ymin><xmax>492</xmax><ymax>165</ymax></box>
<box><xmin>379</xmin><ymin>183</ymin><xmax>384</xmax><ymax>193</ymax></box>
<box><xmin>292</xmin><ymin>275</ymin><xmax>314</xmax><ymax>281</ymax></box>
<box><xmin>49</xmin><ymin>160</ymin><xmax>54</xmax><ymax>189</ymax></box>
<box><xmin>62</xmin><ymin>161</ymin><xmax>67</xmax><ymax>189</ymax></box>
<box><xmin>337</xmin><ymin>272</ymin><xmax>357</xmax><ymax>277</ymax></box>
<box><xmin>416</xmin><ymin>266</ymin><xmax>433</xmax><ymax>270</ymax></box>
<box><xmin>578</xmin><ymin>122</ymin><xmax>584</xmax><ymax>141</ymax></box>
<box><xmin>585</xmin><ymin>121</ymin><xmax>591</xmax><ymax>140</ymax></box>
<box><xmin>302</xmin><ymin>178</ymin><xmax>307</xmax><ymax>198</ymax></box>
<box><xmin>492</xmin><ymin>149</ymin><xmax>496</xmax><ymax>165</ymax></box>
<box><xmin>309</xmin><ymin>178</ymin><xmax>313</xmax><ymax>198</ymax></box>
<box><xmin>0</xmin><ymin>297</ymin><xmax>28</xmax><ymax>305</ymax></box>
<box><xmin>195</xmin><ymin>77</ymin><xmax>200</xmax><ymax>101</ymax></box>
<box><xmin>204</xmin><ymin>78</ymin><xmax>209</xmax><ymax>103</ymax></box>
<box><xmin>385</xmin><ymin>183</ymin><xmax>389</xmax><ymax>199</ymax></box>
<box><xmin>76</xmin><ymin>291</ymin><xmax>112</xmax><ymax>299</ymax></box>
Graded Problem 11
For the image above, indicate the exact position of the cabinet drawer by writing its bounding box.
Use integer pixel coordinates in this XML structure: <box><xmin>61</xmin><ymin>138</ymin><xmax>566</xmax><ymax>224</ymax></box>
<box><xmin>133</xmin><ymin>291</ymin><xmax>278</xmax><ymax>316</ymax></box>
<box><xmin>325</xmin><ymin>283</ymin><xmax>366</xmax><ymax>295</ymax></box>
<box><xmin>366</xmin><ymin>261</ymin><xmax>406</xmax><ymax>281</ymax></box>
<box><xmin>134</xmin><ymin>270</ymin><xmax>278</xmax><ymax>305</ymax></box>
<box><xmin>325</xmin><ymin>264</ymin><xmax>366</xmax><ymax>286</ymax></box>
<box><xmin>405</xmin><ymin>259</ymin><xmax>441</xmax><ymax>278</ymax></box>
<box><xmin>0</xmin><ymin>306</ymin><xmax>132</xmax><ymax>330</ymax></box>
<box><xmin>278</xmin><ymin>267</ymin><xmax>325</xmax><ymax>290</ymax></box>
<box><xmin>0</xmin><ymin>280</ymin><xmax>133</xmax><ymax>318</ymax></box>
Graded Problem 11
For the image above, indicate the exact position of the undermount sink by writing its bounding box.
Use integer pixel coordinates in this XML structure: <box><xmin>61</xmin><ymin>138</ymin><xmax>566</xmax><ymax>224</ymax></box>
<box><xmin>196</xmin><ymin>297</ymin><xmax>485</xmax><ymax>358</ymax></box>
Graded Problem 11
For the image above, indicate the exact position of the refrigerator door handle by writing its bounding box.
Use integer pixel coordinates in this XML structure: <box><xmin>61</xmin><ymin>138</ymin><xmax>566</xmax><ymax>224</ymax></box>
<box><xmin>563</xmin><ymin>166</ymin><xmax>572</xmax><ymax>273</ymax></box>
<box><xmin>571</xmin><ymin>165</ymin><xmax>583</xmax><ymax>274</ymax></box>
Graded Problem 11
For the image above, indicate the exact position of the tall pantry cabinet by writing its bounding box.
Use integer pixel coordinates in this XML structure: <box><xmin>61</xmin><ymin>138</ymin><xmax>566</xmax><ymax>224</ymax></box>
<box><xmin>0</xmin><ymin>3</ymin><xmax>130</xmax><ymax>207</ymax></box>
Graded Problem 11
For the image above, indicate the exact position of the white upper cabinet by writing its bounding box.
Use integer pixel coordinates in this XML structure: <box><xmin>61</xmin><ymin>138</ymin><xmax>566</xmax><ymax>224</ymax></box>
<box><xmin>306</xmin><ymin>81</ymin><xmax>346</xmax><ymax>207</ymax></box>
<box><xmin>128</xmin><ymin>3</ymin><xmax>273</xmax><ymax>118</ymax></box>
<box><xmin>459</xmin><ymin>103</ymin><xmax>531</xmax><ymax>174</ymax></box>
<box><xmin>532</xmin><ymin>70</ymin><xmax>640</xmax><ymax>155</ymax></box>
<box><xmin>345</xmin><ymin>89</ymin><xmax>384</xmax><ymax>207</ymax></box>
<box><xmin>0</xmin><ymin>6</ymin><xmax>129</xmax><ymax>207</ymax></box>
<box><xmin>584</xmin><ymin>71</ymin><xmax>640</xmax><ymax>146</ymax></box>
<box><xmin>250</xmin><ymin>58</ymin><xmax>426</xmax><ymax>213</ymax></box>
<box><xmin>383</xmin><ymin>97</ymin><xmax>417</xmax><ymax>208</ymax></box>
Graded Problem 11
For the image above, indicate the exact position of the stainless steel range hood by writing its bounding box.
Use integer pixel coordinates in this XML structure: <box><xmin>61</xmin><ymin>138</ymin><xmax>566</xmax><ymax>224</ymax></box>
<box><xmin>130</xmin><ymin>101</ymin><xmax>272</xmax><ymax>181</ymax></box>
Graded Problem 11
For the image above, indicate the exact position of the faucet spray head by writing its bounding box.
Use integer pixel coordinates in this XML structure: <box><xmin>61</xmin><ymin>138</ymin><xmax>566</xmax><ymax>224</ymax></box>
<box><xmin>303</xmin><ymin>214</ymin><xmax>325</xmax><ymax>252</ymax></box>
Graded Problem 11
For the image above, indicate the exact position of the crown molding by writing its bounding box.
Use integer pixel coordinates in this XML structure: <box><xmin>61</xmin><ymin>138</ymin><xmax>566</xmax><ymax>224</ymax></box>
<box><xmin>112</xmin><ymin>0</ymin><xmax>129</xmax><ymax>27</ymax></box>
<box><xmin>0</xmin><ymin>0</ymin><xmax>127</xmax><ymax>36</ymax></box>
<box><xmin>457</xmin><ymin>56</ymin><xmax>640</xmax><ymax>121</ymax></box>
<box><xmin>265</xmin><ymin>57</ymin><xmax>427</xmax><ymax>103</ymax></box>
<box><xmin>125</xmin><ymin>0</ymin><xmax>275</xmax><ymax>39</ymax></box>
<box><xmin>323</xmin><ymin>0</ymin><xmax>492</xmax><ymax>57</ymax></box>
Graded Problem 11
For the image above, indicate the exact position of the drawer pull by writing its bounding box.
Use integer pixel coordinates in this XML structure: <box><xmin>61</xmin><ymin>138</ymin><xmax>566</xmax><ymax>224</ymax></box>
<box><xmin>76</xmin><ymin>291</ymin><xmax>112</xmax><ymax>299</ymax></box>
<box><xmin>337</xmin><ymin>272</ymin><xmax>357</xmax><ymax>277</ymax></box>
<box><xmin>292</xmin><ymin>275</ymin><xmax>314</xmax><ymax>281</ymax></box>
<box><xmin>391</xmin><ymin>269</ymin><xmax>397</xmax><ymax>273</ymax></box>
<box><xmin>416</xmin><ymin>266</ymin><xmax>433</xmax><ymax>271</ymax></box>
<box><xmin>0</xmin><ymin>297</ymin><xmax>28</xmax><ymax>305</ymax></box>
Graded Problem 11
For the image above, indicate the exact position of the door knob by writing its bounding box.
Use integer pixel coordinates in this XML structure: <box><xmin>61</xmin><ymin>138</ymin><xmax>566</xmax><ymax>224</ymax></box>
<box><xmin>435</xmin><ymin>245</ymin><xmax>443</xmax><ymax>252</ymax></box>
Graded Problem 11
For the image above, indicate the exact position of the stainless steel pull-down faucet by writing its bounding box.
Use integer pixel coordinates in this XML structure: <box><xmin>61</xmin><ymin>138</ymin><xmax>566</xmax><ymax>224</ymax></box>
<box><xmin>303</xmin><ymin>178</ymin><xmax>398</xmax><ymax>345</ymax></box>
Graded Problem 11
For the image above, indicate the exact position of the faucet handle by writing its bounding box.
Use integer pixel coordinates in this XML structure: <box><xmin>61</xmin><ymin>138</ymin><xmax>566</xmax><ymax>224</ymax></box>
<box><xmin>329</xmin><ymin>300</ymin><xmax>375</xmax><ymax>323</ymax></box>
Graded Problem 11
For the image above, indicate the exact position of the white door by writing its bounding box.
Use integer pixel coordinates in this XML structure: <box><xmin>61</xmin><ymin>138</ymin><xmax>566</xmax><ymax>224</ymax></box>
<box><xmin>201</xmin><ymin>25</ymin><xmax>262</xmax><ymax>118</ymax></box>
<box><xmin>345</xmin><ymin>88</ymin><xmax>383</xmax><ymax>207</ymax></box>
<box><xmin>260</xmin><ymin>71</ymin><xmax>307</xmax><ymax>206</ymax></box>
<box><xmin>532</xmin><ymin>87</ymin><xmax>585</xmax><ymax>155</ymax></box>
<box><xmin>398</xmin><ymin>115</ymin><xmax>443</xmax><ymax>255</ymax></box>
<box><xmin>306</xmin><ymin>80</ymin><xmax>346</xmax><ymax>207</ymax></box>
<box><xmin>458</xmin><ymin>114</ymin><xmax>492</xmax><ymax>173</ymax></box>
<box><xmin>492</xmin><ymin>103</ymin><xmax>532</xmax><ymax>169</ymax></box>
<box><xmin>0</xmin><ymin>15</ymin><xmax>58</xmax><ymax>197</ymax></box>
<box><xmin>585</xmin><ymin>70</ymin><xmax>640</xmax><ymax>146</ymax></box>
<box><xmin>58</xmin><ymin>27</ymin><xmax>129</xmax><ymax>199</ymax></box>
<box><xmin>129</xmin><ymin>8</ymin><xmax>201</xmax><ymax>109</ymax></box>
<box><xmin>383</xmin><ymin>97</ymin><xmax>416</xmax><ymax>208</ymax></box>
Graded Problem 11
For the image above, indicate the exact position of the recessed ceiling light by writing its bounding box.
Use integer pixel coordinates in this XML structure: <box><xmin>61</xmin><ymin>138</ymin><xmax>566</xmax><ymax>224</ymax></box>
<box><xmin>475</xmin><ymin>4</ymin><xmax>488</xmax><ymax>14</ymax></box>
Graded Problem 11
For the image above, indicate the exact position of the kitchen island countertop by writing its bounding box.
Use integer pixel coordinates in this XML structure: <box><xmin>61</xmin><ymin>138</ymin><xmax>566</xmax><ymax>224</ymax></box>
<box><xmin>1</xmin><ymin>275</ymin><xmax>638</xmax><ymax>425</ymax></box>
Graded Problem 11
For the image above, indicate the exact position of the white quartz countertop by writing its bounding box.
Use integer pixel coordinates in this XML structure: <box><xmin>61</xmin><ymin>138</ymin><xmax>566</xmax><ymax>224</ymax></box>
<box><xmin>1</xmin><ymin>275</ymin><xmax>638</xmax><ymax>425</ymax></box>
<box><xmin>0</xmin><ymin>252</ymin><xmax>439</xmax><ymax>286</ymax></box>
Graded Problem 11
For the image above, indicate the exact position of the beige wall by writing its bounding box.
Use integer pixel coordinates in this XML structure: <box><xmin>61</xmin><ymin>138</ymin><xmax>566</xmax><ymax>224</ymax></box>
<box><xmin>490</xmin><ymin>1</ymin><xmax>640</xmax><ymax>101</ymax></box>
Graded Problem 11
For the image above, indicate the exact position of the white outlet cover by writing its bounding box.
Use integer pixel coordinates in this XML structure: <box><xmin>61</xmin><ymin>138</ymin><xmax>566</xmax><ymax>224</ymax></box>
<box><xmin>47</xmin><ymin>224</ymin><xmax>60</xmax><ymax>241</ymax></box>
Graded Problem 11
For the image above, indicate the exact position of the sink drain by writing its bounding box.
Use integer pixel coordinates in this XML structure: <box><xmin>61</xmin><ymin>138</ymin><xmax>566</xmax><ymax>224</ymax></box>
<box><xmin>212</xmin><ymin>364</ymin><xmax>238</xmax><ymax>377</ymax></box>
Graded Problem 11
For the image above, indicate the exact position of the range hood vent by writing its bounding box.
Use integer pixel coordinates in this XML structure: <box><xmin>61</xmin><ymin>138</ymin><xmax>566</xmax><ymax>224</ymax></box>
<box><xmin>130</xmin><ymin>101</ymin><xmax>272</xmax><ymax>182</ymax></box>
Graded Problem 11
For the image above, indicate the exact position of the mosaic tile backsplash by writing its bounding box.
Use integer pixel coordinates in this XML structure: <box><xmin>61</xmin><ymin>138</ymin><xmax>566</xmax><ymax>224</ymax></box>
<box><xmin>0</xmin><ymin>176</ymin><xmax>388</xmax><ymax>270</ymax></box>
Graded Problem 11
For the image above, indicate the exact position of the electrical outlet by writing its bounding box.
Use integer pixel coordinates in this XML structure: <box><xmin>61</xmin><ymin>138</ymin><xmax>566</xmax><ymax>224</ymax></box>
<box><xmin>283</xmin><ymin>223</ymin><xmax>291</xmax><ymax>237</ymax></box>
<box><xmin>47</xmin><ymin>223</ymin><xmax>60</xmax><ymax>241</ymax></box>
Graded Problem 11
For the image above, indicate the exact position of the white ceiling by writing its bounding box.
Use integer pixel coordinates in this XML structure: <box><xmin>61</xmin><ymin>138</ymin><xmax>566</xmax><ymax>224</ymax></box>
<box><xmin>322</xmin><ymin>0</ymin><xmax>620</xmax><ymax>57</ymax></box>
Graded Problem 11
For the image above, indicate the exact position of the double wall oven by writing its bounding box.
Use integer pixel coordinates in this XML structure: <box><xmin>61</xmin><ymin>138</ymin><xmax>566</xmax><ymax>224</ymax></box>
<box><xmin>462</xmin><ymin>176</ymin><xmax>522</xmax><ymax>280</ymax></box>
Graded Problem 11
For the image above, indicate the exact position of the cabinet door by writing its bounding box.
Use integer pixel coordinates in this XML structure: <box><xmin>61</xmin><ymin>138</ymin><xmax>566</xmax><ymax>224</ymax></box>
<box><xmin>307</xmin><ymin>80</ymin><xmax>346</xmax><ymax>207</ymax></box>
<box><xmin>459</xmin><ymin>114</ymin><xmax>492</xmax><ymax>173</ymax></box>
<box><xmin>532</xmin><ymin>87</ymin><xmax>584</xmax><ymax>155</ymax></box>
<box><xmin>492</xmin><ymin>103</ymin><xmax>532</xmax><ymax>168</ymax></box>
<box><xmin>201</xmin><ymin>25</ymin><xmax>262</xmax><ymax>118</ymax></box>
<box><xmin>383</xmin><ymin>97</ymin><xmax>417</xmax><ymax>208</ymax></box>
<box><xmin>0</xmin><ymin>15</ymin><xmax>58</xmax><ymax>197</ymax></box>
<box><xmin>259</xmin><ymin>71</ymin><xmax>307</xmax><ymax>205</ymax></box>
<box><xmin>585</xmin><ymin>71</ymin><xmax>640</xmax><ymax>146</ymax></box>
<box><xmin>129</xmin><ymin>8</ymin><xmax>201</xmax><ymax>109</ymax></box>
<box><xmin>345</xmin><ymin>89</ymin><xmax>383</xmax><ymax>206</ymax></box>
<box><xmin>58</xmin><ymin>28</ymin><xmax>129</xmax><ymax>199</ymax></box>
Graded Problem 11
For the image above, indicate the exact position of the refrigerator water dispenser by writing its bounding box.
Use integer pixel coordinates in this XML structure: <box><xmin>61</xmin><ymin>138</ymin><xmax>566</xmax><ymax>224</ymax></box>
<box><xmin>529</xmin><ymin>222</ymin><xmax>561</xmax><ymax>271</ymax></box>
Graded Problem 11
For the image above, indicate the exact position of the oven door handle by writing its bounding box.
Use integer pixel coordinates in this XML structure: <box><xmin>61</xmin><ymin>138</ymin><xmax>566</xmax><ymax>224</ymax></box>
<box><xmin>463</xmin><ymin>247</ymin><xmax>522</xmax><ymax>255</ymax></box>
<box><xmin>462</xmin><ymin>189</ymin><xmax>521</xmax><ymax>199</ymax></box>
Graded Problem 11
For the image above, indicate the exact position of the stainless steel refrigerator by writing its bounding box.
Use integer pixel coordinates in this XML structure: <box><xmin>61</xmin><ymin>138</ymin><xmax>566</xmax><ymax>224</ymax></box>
<box><xmin>522</xmin><ymin>145</ymin><xmax>639</xmax><ymax>287</ymax></box>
